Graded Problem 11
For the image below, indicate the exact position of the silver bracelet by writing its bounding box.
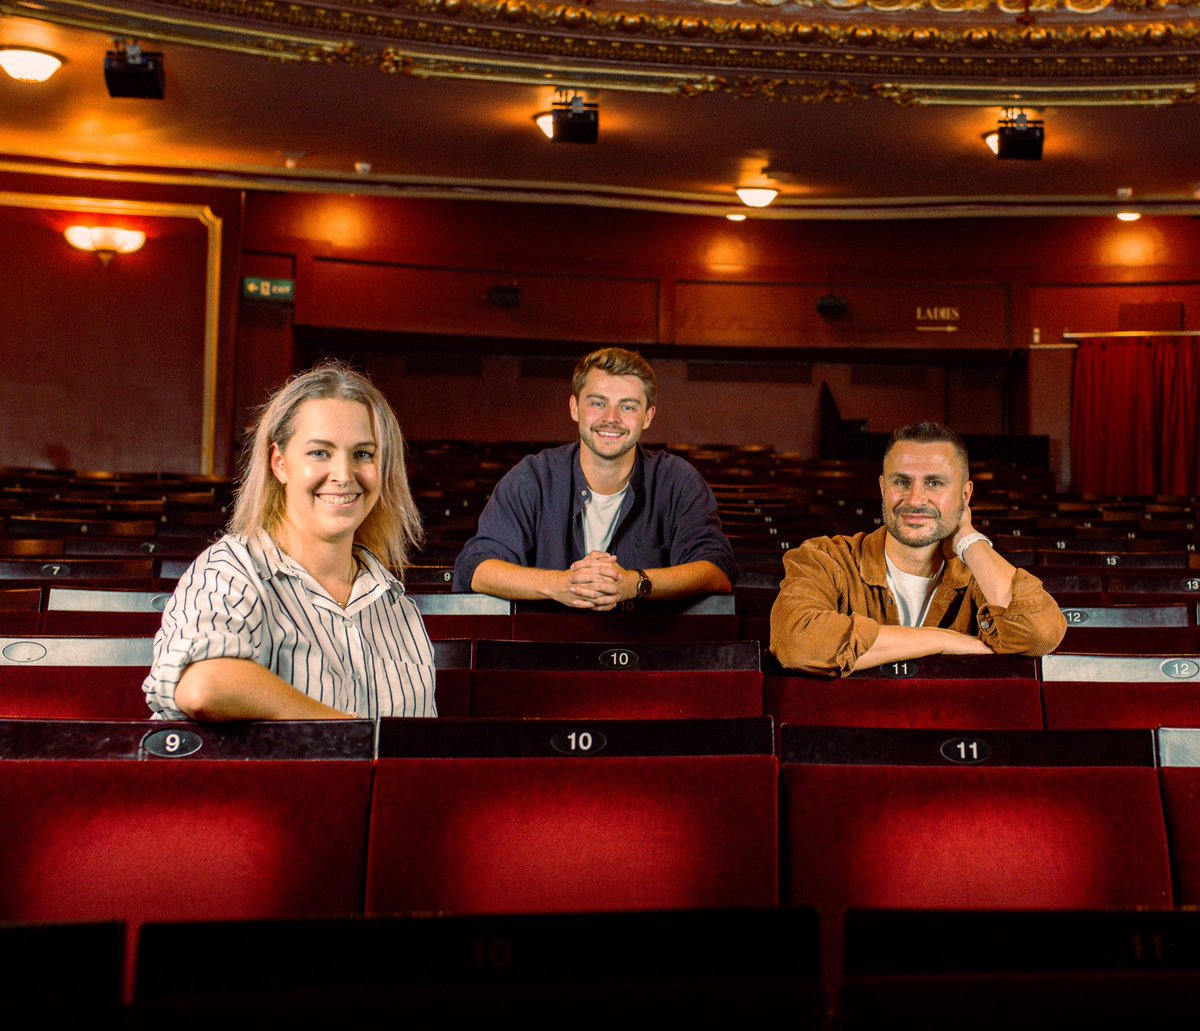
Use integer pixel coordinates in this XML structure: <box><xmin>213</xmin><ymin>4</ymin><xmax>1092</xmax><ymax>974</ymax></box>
<box><xmin>954</xmin><ymin>532</ymin><xmax>992</xmax><ymax>564</ymax></box>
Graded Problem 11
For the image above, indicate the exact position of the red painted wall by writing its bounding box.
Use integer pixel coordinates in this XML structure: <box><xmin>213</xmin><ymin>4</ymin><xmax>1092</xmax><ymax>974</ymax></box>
<box><xmin>243</xmin><ymin>194</ymin><xmax>1200</xmax><ymax>487</ymax></box>
<box><xmin>0</xmin><ymin>172</ymin><xmax>243</xmax><ymax>475</ymax></box>
<box><xmin>7</xmin><ymin>177</ymin><xmax>1197</xmax><ymax>487</ymax></box>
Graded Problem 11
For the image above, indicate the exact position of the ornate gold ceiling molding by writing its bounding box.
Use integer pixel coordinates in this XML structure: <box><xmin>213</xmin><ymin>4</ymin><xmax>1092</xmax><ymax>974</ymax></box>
<box><xmin>8</xmin><ymin>0</ymin><xmax>1200</xmax><ymax>100</ymax></box>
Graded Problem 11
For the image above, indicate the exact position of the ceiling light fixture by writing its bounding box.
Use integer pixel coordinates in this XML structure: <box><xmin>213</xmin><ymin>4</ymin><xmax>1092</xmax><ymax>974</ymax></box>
<box><xmin>0</xmin><ymin>47</ymin><xmax>64</xmax><ymax>83</ymax></box>
<box><xmin>1115</xmin><ymin>187</ymin><xmax>1141</xmax><ymax>221</ymax></box>
<box><xmin>725</xmin><ymin>213</ymin><xmax>747</xmax><ymax>222</ymax></box>
<box><xmin>735</xmin><ymin>187</ymin><xmax>778</xmax><ymax>208</ymax></box>
<box><xmin>536</xmin><ymin>89</ymin><xmax>598</xmax><ymax>144</ymax></box>
<box><xmin>64</xmin><ymin>225</ymin><xmax>146</xmax><ymax>265</ymax></box>
<box><xmin>994</xmin><ymin>108</ymin><xmax>1043</xmax><ymax>161</ymax></box>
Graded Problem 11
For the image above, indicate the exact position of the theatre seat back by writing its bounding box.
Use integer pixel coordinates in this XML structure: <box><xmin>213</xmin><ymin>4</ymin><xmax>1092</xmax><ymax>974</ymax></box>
<box><xmin>134</xmin><ymin>909</ymin><xmax>824</xmax><ymax>1027</ymax></box>
<box><xmin>42</xmin><ymin>587</ymin><xmax>172</xmax><ymax>636</ymax></box>
<box><xmin>765</xmin><ymin>654</ymin><xmax>1042</xmax><ymax>731</ymax></box>
<box><xmin>0</xmin><ymin>636</ymin><xmax>153</xmax><ymax>718</ymax></box>
<box><xmin>410</xmin><ymin>592</ymin><xmax>511</xmax><ymax>642</ymax></box>
<box><xmin>366</xmin><ymin>718</ymin><xmax>778</xmax><ymax>915</ymax></box>
<box><xmin>0</xmin><ymin>721</ymin><xmax>376</xmax><ymax>928</ymax></box>
<box><xmin>1055</xmin><ymin>604</ymin><xmax>1194</xmax><ymax>656</ymax></box>
<box><xmin>510</xmin><ymin>595</ymin><xmax>738</xmax><ymax>643</ymax></box>
<box><xmin>1042</xmin><ymin>653</ymin><xmax>1200</xmax><ymax>729</ymax></box>
<box><xmin>781</xmin><ymin>725</ymin><xmax>1172</xmax><ymax>994</ymax></box>
<box><xmin>840</xmin><ymin>909</ymin><xmax>1200</xmax><ymax>1030</ymax></box>
<box><xmin>471</xmin><ymin>640</ymin><xmax>762</xmax><ymax>719</ymax></box>
<box><xmin>1156</xmin><ymin>728</ymin><xmax>1200</xmax><ymax>905</ymax></box>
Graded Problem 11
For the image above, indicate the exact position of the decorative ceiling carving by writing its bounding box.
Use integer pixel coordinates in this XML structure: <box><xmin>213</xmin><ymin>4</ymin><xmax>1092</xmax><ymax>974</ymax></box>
<box><xmin>6</xmin><ymin>0</ymin><xmax>1200</xmax><ymax>103</ymax></box>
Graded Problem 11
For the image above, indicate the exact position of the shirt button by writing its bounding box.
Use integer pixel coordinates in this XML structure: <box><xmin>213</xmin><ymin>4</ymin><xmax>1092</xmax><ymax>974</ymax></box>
<box><xmin>980</xmin><ymin>619</ymin><xmax>992</xmax><ymax>630</ymax></box>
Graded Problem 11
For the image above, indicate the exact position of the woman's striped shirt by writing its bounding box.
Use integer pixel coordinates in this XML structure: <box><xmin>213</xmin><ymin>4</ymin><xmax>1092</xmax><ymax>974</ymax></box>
<box><xmin>143</xmin><ymin>529</ymin><xmax>436</xmax><ymax>719</ymax></box>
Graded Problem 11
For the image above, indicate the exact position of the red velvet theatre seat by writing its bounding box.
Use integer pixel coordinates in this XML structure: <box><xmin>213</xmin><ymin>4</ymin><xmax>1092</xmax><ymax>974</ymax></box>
<box><xmin>839</xmin><ymin>909</ymin><xmax>1200</xmax><ymax>1030</ymax></box>
<box><xmin>41</xmin><ymin>587</ymin><xmax>173</xmax><ymax>636</ymax></box>
<box><xmin>1042</xmin><ymin>653</ymin><xmax>1200</xmax><ymax>729</ymax></box>
<box><xmin>0</xmin><ymin>719</ymin><xmax>375</xmax><ymax>931</ymax></box>
<box><xmin>780</xmin><ymin>725</ymin><xmax>1172</xmax><ymax>995</ymax></box>
<box><xmin>366</xmin><ymin>717</ymin><xmax>778</xmax><ymax>915</ymax></box>
<box><xmin>1053</xmin><ymin>603</ymin><xmax>1194</xmax><ymax>656</ymax></box>
<box><xmin>430</xmin><ymin>638</ymin><xmax>471</xmax><ymax>717</ymax></box>
<box><xmin>0</xmin><ymin>635</ymin><xmax>154</xmax><ymax>718</ymax></box>
<box><xmin>509</xmin><ymin>594</ymin><xmax>738</xmax><ymax>644</ymax></box>
<box><xmin>133</xmin><ymin>909</ymin><xmax>824</xmax><ymax>1029</ymax></box>
<box><xmin>410</xmin><ymin>592</ymin><xmax>512</xmax><ymax>642</ymax></box>
<box><xmin>765</xmin><ymin>654</ymin><xmax>1042</xmax><ymax>732</ymax></box>
<box><xmin>1156</xmin><ymin>728</ymin><xmax>1200</xmax><ymax>905</ymax></box>
<box><xmin>470</xmin><ymin>639</ymin><xmax>762</xmax><ymax>719</ymax></box>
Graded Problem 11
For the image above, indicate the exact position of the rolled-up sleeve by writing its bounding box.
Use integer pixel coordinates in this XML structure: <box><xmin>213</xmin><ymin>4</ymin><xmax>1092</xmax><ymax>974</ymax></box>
<box><xmin>142</xmin><ymin>549</ymin><xmax>264</xmax><ymax>719</ymax></box>
<box><xmin>667</xmin><ymin>466</ymin><xmax>737</xmax><ymax>585</ymax></box>
<box><xmin>769</xmin><ymin>541</ymin><xmax>881</xmax><ymax>677</ymax></box>
<box><xmin>451</xmin><ymin>466</ymin><xmax>542</xmax><ymax>592</ymax></box>
<box><xmin>973</xmin><ymin>568</ymin><xmax>1067</xmax><ymax>657</ymax></box>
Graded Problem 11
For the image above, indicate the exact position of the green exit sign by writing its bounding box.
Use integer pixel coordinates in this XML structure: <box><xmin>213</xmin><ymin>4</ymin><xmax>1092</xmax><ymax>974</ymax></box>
<box><xmin>242</xmin><ymin>277</ymin><xmax>295</xmax><ymax>302</ymax></box>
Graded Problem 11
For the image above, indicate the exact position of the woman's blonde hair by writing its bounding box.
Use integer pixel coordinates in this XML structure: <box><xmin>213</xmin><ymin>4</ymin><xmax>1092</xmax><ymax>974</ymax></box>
<box><xmin>228</xmin><ymin>361</ymin><xmax>422</xmax><ymax>572</ymax></box>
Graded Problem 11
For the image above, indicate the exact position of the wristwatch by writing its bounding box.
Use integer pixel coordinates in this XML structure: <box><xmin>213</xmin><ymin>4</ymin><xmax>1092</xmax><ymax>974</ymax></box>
<box><xmin>634</xmin><ymin>569</ymin><xmax>653</xmax><ymax>600</ymax></box>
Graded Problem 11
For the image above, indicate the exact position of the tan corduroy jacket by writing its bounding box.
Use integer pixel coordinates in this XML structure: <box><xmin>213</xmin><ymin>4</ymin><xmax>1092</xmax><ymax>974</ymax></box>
<box><xmin>769</xmin><ymin>526</ymin><xmax>1067</xmax><ymax>677</ymax></box>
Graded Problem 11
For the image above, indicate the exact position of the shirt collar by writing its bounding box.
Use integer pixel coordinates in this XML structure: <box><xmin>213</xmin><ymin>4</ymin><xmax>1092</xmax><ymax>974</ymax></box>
<box><xmin>862</xmin><ymin>525</ymin><xmax>972</xmax><ymax>590</ymax></box>
<box><xmin>246</xmin><ymin>528</ymin><xmax>404</xmax><ymax>599</ymax></box>
<box><xmin>571</xmin><ymin>442</ymin><xmax>644</xmax><ymax>509</ymax></box>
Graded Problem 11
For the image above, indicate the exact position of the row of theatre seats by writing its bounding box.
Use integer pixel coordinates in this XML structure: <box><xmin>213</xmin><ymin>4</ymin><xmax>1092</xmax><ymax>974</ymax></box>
<box><xmin>8</xmin><ymin>460</ymin><xmax>1200</xmax><ymax>1026</ymax></box>
<box><xmin>9</xmin><ymin>588</ymin><xmax>1200</xmax><ymax>729</ymax></box>
<box><xmin>5</xmin><ymin>716</ymin><xmax>1200</xmax><ymax>1027</ymax></box>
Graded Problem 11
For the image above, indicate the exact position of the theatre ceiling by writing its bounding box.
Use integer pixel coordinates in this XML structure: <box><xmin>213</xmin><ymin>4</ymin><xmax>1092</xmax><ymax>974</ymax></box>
<box><xmin>2</xmin><ymin>0</ymin><xmax>1200</xmax><ymax>217</ymax></box>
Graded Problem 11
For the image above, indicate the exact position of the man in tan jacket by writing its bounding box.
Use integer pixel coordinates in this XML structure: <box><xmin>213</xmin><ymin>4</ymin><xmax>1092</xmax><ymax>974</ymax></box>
<box><xmin>770</xmin><ymin>421</ymin><xmax>1066</xmax><ymax>677</ymax></box>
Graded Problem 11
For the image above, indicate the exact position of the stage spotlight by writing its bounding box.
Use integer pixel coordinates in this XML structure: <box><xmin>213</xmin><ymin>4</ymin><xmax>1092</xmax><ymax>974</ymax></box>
<box><xmin>104</xmin><ymin>40</ymin><xmax>164</xmax><ymax>99</ymax></box>
<box><xmin>549</xmin><ymin>91</ymin><xmax>598</xmax><ymax>144</ymax></box>
<box><xmin>995</xmin><ymin>109</ymin><xmax>1043</xmax><ymax>161</ymax></box>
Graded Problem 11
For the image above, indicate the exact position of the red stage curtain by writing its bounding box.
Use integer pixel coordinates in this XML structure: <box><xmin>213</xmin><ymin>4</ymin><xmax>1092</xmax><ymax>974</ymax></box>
<box><xmin>1154</xmin><ymin>337</ymin><xmax>1200</xmax><ymax>496</ymax></box>
<box><xmin>1071</xmin><ymin>336</ymin><xmax>1200</xmax><ymax>496</ymax></box>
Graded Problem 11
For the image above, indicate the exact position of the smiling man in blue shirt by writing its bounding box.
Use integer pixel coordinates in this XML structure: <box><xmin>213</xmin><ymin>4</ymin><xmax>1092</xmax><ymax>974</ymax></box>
<box><xmin>452</xmin><ymin>347</ymin><xmax>735</xmax><ymax>609</ymax></box>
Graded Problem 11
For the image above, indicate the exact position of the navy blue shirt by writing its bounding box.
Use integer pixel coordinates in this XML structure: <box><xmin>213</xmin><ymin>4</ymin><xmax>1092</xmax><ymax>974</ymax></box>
<box><xmin>452</xmin><ymin>443</ymin><xmax>736</xmax><ymax>592</ymax></box>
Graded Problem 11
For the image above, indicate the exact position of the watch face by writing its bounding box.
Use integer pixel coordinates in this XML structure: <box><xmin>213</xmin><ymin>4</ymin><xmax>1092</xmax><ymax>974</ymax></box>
<box><xmin>637</xmin><ymin>574</ymin><xmax>652</xmax><ymax>598</ymax></box>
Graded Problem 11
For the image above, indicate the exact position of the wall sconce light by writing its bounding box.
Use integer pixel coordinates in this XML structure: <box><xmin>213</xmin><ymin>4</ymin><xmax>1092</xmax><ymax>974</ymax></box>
<box><xmin>725</xmin><ymin>213</ymin><xmax>747</xmax><ymax>222</ymax></box>
<box><xmin>1115</xmin><ymin>186</ymin><xmax>1141</xmax><ymax>221</ymax></box>
<box><xmin>64</xmin><ymin>225</ymin><xmax>147</xmax><ymax>265</ymax></box>
<box><xmin>0</xmin><ymin>47</ymin><xmax>65</xmax><ymax>83</ymax></box>
<box><xmin>735</xmin><ymin>187</ymin><xmax>778</xmax><ymax>208</ymax></box>
<box><xmin>533</xmin><ymin>111</ymin><xmax>555</xmax><ymax>140</ymax></box>
<box><xmin>982</xmin><ymin>131</ymin><xmax>1000</xmax><ymax>156</ymax></box>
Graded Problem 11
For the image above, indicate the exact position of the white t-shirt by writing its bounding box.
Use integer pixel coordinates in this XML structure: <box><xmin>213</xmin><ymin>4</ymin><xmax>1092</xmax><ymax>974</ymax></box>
<box><xmin>885</xmin><ymin>553</ymin><xmax>944</xmax><ymax>628</ymax></box>
<box><xmin>583</xmin><ymin>486</ymin><xmax>628</xmax><ymax>554</ymax></box>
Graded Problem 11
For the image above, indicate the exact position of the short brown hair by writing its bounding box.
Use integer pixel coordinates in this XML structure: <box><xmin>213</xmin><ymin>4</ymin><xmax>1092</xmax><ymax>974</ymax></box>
<box><xmin>228</xmin><ymin>361</ymin><xmax>422</xmax><ymax>572</ymax></box>
<box><xmin>571</xmin><ymin>347</ymin><xmax>657</xmax><ymax>409</ymax></box>
<box><xmin>884</xmin><ymin>421</ymin><xmax>970</xmax><ymax>477</ymax></box>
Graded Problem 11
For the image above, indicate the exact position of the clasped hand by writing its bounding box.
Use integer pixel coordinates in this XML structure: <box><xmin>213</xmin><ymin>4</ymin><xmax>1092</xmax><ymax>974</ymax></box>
<box><xmin>563</xmin><ymin>551</ymin><xmax>630</xmax><ymax>611</ymax></box>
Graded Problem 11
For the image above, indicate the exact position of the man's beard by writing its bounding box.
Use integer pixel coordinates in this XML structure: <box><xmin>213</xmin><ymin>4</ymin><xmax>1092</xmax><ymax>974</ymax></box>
<box><xmin>883</xmin><ymin>500</ymin><xmax>962</xmax><ymax>549</ymax></box>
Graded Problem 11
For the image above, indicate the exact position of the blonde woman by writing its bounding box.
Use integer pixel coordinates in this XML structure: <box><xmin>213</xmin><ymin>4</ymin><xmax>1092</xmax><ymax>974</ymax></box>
<box><xmin>144</xmin><ymin>362</ymin><xmax>434</xmax><ymax>720</ymax></box>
